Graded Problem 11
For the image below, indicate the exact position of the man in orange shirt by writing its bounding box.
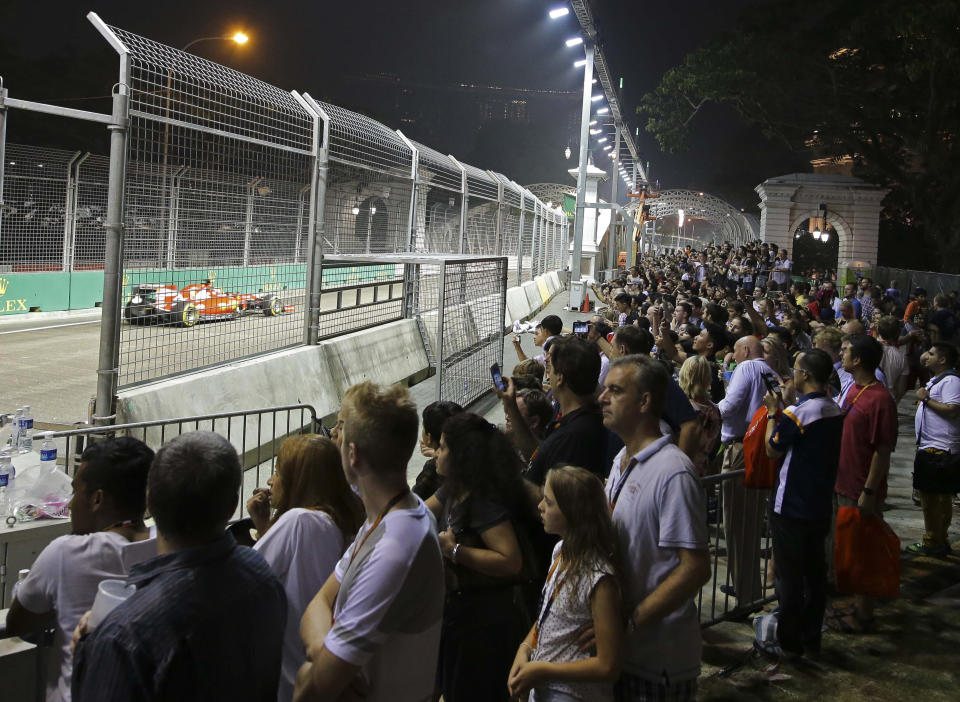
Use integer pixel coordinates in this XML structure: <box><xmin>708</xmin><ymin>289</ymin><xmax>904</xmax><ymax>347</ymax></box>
<box><xmin>903</xmin><ymin>287</ymin><xmax>928</xmax><ymax>328</ymax></box>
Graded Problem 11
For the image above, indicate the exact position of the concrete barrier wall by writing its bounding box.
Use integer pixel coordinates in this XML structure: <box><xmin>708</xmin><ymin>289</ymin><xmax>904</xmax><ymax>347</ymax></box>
<box><xmin>117</xmin><ymin>319</ymin><xmax>430</xmax><ymax>456</ymax></box>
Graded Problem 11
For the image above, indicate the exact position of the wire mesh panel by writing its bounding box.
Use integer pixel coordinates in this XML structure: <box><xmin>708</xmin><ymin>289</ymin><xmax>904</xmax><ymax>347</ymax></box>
<box><xmin>72</xmin><ymin>155</ymin><xmax>110</xmax><ymax>271</ymax></box>
<box><xmin>112</xmin><ymin>25</ymin><xmax>315</xmax><ymax>386</ymax></box>
<box><xmin>314</xmin><ymin>260</ymin><xmax>404</xmax><ymax>340</ymax></box>
<box><xmin>463</xmin><ymin>162</ymin><xmax>498</xmax><ymax>256</ymax></box>
<box><xmin>411</xmin><ymin>141</ymin><xmax>463</xmax><ymax>254</ymax></box>
<box><xmin>493</xmin><ymin>173</ymin><xmax>523</xmax><ymax>287</ymax></box>
<box><xmin>438</xmin><ymin>257</ymin><xmax>507</xmax><ymax>407</ymax></box>
<box><xmin>318</xmin><ymin>101</ymin><xmax>414</xmax><ymax>256</ymax></box>
<box><xmin>520</xmin><ymin>195</ymin><xmax>534</xmax><ymax>283</ymax></box>
<box><xmin>0</xmin><ymin>145</ymin><xmax>76</xmax><ymax>272</ymax></box>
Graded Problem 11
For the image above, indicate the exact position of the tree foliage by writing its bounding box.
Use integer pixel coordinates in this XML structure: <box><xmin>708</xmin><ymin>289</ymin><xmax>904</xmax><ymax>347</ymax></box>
<box><xmin>638</xmin><ymin>0</ymin><xmax>960</xmax><ymax>272</ymax></box>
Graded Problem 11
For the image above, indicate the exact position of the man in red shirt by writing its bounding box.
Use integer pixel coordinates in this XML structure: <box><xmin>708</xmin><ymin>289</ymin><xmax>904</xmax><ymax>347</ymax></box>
<box><xmin>831</xmin><ymin>334</ymin><xmax>898</xmax><ymax>633</ymax></box>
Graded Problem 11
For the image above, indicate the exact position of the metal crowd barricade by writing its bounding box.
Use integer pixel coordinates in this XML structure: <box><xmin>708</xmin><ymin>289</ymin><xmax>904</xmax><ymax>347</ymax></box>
<box><xmin>38</xmin><ymin>404</ymin><xmax>320</xmax><ymax>510</ymax></box>
<box><xmin>697</xmin><ymin>469</ymin><xmax>776</xmax><ymax>627</ymax></box>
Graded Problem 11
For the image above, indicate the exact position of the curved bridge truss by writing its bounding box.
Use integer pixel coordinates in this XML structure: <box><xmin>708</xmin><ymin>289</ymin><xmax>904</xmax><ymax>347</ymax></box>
<box><xmin>627</xmin><ymin>189</ymin><xmax>759</xmax><ymax>247</ymax></box>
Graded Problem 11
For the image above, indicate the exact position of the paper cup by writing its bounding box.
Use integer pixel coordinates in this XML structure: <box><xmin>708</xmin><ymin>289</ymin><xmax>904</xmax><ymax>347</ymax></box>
<box><xmin>87</xmin><ymin>579</ymin><xmax>136</xmax><ymax>629</ymax></box>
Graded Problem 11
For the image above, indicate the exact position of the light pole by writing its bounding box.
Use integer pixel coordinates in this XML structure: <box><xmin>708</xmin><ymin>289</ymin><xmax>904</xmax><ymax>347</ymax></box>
<box><xmin>568</xmin><ymin>42</ymin><xmax>595</xmax><ymax>310</ymax></box>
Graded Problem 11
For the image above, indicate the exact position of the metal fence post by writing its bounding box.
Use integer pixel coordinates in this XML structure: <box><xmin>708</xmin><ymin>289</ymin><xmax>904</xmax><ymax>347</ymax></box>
<box><xmin>243</xmin><ymin>176</ymin><xmax>262</xmax><ymax>267</ymax></box>
<box><xmin>608</xmin><ymin>127</ymin><xmax>621</xmax><ymax>271</ymax></box>
<box><xmin>62</xmin><ymin>151</ymin><xmax>83</xmax><ymax>272</ymax></box>
<box><xmin>490</xmin><ymin>170</ymin><xmax>504</xmax><ymax>257</ymax></box>
<box><xmin>165</xmin><ymin>165</ymin><xmax>186</xmax><ymax>269</ymax></box>
<box><xmin>518</xmin><ymin>192</ymin><xmax>525</xmax><ymax>281</ymax></box>
<box><xmin>295</xmin><ymin>183</ymin><xmax>310</xmax><ymax>263</ymax></box>
<box><xmin>297</xmin><ymin>93</ymin><xmax>330</xmax><ymax>346</ymax></box>
<box><xmin>450</xmin><ymin>156</ymin><xmax>467</xmax><ymax>254</ymax></box>
<box><xmin>0</xmin><ymin>83</ymin><xmax>7</xmax><ymax>247</ymax></box>
<box><xmin>435</xmin><ymin>261</ymin><xmax>447</xmax><ymax>401</ymax></box>
<box><xmin>93</xmin><ymin>56</ymin><xmax>130</xmax><ymax>426</ymax></box>
<box><xmin>396</xmin><ymin>131</ymin><xmax>419</xmax><ymax>317</ymax></box>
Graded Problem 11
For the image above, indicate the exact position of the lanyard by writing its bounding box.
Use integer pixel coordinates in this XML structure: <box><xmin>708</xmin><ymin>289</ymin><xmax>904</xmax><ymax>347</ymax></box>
<box><xmin>332</xmin><ymin>489</ymin><xmax>409</xmax><ymax>627</ymax></box>
<box><xmin>609</xmin><ymin>457</ymin><xmax>639</xmax><ymax>510</ymax></box>
<box><xmin>844</xmin><ymin>381</ymin><xmax>876</xmax><ymax>411</ymax></box>
<box><xmin>532</xmin><ymin>555</ymin><xmax>569</xmax><ymax>648</ymax></box>
<box><xmin>347</xmin><ymin>488</ymin><xmax>410</xmax><ymax>569</ymax></box>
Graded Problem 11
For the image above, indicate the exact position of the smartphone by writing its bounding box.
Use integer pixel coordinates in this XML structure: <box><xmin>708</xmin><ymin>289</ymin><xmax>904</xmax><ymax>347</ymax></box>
<box><xmin>491</xmin><ymin>363</ymin><xmax>507</xmax><ymax>392</ymax></box>
<box><xmin>762</xmin><ymin>372</ymin><xmax>781</xmax><ymax>398</ymax></box>
<box><xmin>572</xmin><ymin>321</ymin><xmax>589</xmax><ymax>335</ymax></box>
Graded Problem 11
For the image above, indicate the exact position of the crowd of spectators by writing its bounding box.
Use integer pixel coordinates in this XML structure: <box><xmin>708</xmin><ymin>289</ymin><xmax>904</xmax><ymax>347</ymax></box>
<box><xmin>2</xmin><ymin>239</ymin><xmax>958</xmax><ymax>702</ymax></box>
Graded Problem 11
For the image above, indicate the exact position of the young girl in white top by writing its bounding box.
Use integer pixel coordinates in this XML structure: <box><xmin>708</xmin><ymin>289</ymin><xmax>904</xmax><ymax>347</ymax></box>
<box><xmin>508</xmin><ymin>466</ymin><xmax>623</xmax><ymax>702</ymax></box>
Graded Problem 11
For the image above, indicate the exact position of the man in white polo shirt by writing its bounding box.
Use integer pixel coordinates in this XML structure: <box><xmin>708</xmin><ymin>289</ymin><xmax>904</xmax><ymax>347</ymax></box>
<box><xmin>296</xmin><ymin>382</ymin><xmax>444</xmax><ymax>702</ymax></box>
<box><xmin>908</xmin><ymin>342</ymin><xmax>960</xmax><ymax>557</ymax></box>
<box><xmin>599</xmin><ymin>355</ymin><xmax>710</xmax><ymax>702</ymax></box>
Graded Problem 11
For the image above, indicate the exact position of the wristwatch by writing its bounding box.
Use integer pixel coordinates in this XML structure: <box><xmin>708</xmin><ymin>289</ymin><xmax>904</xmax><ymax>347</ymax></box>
<box><xmin>862</xmin><ymin>487</ymin><xmax>875</xmax><ymax>496</ymax></box>
<box><xmin>450</xmin><ymin>543</ymin><xmax>461</xmax><ymax>564</ymax></box>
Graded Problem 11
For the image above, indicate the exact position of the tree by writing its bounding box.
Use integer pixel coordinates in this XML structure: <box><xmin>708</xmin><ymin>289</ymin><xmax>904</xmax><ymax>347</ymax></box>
<box><xmin>638</xmin><ymin>0</ymin><xmax>960</xmax><ymax>272</ymax></box>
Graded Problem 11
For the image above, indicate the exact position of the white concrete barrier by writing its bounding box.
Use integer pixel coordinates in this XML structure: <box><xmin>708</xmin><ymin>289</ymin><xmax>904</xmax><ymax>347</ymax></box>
<box><xmin>522</xmin><ymin>281</ymin><xmax>541</xmax><ymax>312</ymax></box>
<box><xmin>117</xmin><ymin>319</ymin><xmax>431</xmax><ymax>456</ymax></box>
<box><xmin>506</xmin><ymin>286</ymin><xmax>532</xmax><ymax>322</ymax></box>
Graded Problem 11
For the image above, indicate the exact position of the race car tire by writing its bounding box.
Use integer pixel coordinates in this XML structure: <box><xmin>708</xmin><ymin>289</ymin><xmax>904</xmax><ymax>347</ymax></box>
<box><xmin>125</xmin><ymin>301</ymin><xmax>157</xmax><ymax>325</ymax></box>
<box><xmin>263</xmin><ymin>295</ymin><xmax>283</xmax><ymax>317</ymax></box>
<box><xmin>170</xmin><ymin>301</ymin><xmax>199</xmax><ymax>328</ymax></box>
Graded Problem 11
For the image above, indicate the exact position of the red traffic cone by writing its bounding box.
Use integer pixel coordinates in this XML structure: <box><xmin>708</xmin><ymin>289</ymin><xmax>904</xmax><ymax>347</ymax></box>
<box><xmin>581</xmin><ymin>292</ymin><xmax>591</xmax><ymax>313</ymax></box>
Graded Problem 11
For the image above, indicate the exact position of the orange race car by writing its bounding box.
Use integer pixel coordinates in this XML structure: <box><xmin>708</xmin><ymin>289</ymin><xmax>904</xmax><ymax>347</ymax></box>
<box><xmin>124</xmin><ymin>280</ymin><xmax>291</xmax><ymax>327</ymax></box>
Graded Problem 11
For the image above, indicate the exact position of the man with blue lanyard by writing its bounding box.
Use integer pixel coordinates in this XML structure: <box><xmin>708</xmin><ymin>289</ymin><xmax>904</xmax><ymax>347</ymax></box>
<box><xmin>762</xmin><ymin>349</ymin><xmax>844</xmax><ymax>658</ymax></box>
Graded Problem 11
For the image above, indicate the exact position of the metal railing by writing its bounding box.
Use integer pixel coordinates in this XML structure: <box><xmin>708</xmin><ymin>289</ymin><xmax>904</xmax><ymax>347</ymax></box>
<box><xmin>698</xmin><ymin>469</ymin><xmax>776</xmax><ymax>627</ymax></box>
<box><xmin>37</xmin><ymin>404</ymin><xmax>320</xmax><ymax>510</ymax></box>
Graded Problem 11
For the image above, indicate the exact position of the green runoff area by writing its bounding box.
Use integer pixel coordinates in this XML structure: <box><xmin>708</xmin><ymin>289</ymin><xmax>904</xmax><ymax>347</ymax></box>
<box><xmin>0</xmin><ymin>263</ymin><xmax>397</xmax><ymax>316</ymax></box>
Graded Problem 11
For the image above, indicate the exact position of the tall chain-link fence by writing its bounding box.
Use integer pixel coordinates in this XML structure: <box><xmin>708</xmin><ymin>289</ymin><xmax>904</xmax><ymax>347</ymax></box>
<box><xmin>873</xmin><ymin>266</ymin><xmax>960</xmax><ymax>297</ymax></box>
<box><xmin>0</xmin><ymin>16</ymin><xmax>568</xmax><ymax>403</ymax></box>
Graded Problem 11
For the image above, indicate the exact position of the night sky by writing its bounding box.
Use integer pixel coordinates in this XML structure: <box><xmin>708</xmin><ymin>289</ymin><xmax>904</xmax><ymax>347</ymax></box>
<box><xmin>0</xmin><ymin>0</ymin><xmax>800</xmax><ymax>211</ymax></box>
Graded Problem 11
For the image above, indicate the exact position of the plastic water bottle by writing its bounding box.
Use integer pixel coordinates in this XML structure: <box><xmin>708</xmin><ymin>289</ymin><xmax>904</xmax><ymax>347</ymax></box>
<box><xmin>11</xmin><ymin>408</ymin><xmax>23</xmax><ymax>450</ymax></box>
<box><xmin>18</xmin><ymin>405</ymin><xmax>34</xmax><ymax>453</ymax></box>
<box><xmin>40</xmin><ymin>438</ymin><xmax>57</xmax><ymax>473</ymax></box>
<box><xmin>0</xmin><ymin>449</ymin><xmax>13</xmax><ymax>490</ymax></box>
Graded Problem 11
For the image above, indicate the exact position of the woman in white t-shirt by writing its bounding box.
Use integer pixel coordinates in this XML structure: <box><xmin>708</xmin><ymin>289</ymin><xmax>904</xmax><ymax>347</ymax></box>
<box><xmin>508</xmin><ymin>466</ymin><xmax>622</xmax><ymax>702</ymax></box>
<box><xmin>247</xmin><ymin>435</ymin><xmax>364</xmax><ymax>702</ymax></box>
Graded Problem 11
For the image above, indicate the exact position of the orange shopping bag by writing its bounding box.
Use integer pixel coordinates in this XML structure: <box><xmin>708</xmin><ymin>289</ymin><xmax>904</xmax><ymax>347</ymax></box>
<box><xmin>834</xmin><ymin>506</ymin><xmax>901</xmax><ymax>599</ymax></box>
<box><xmin>743</xmin><ymin>406</ymin><xmax>778</xmax><ymax>489</ymax></box>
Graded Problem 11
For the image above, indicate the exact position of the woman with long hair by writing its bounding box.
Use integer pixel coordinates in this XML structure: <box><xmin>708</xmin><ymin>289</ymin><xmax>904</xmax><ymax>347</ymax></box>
<box><xmin>678</xmin><ymin>356</ymin><xmax>722</xmax><ymax>477</ymax></box>
<box><xmin>508</xmin><ymin>466</ymin><xmax>622</xmax><ymax>702</ymax></box>
<box><xmin>425</xmin><ymin>413</ymin><xmax>530</xmax><ymax>702</ymax></box>
<box><xmin>246</xmin><ymin>434</ymin><xmax>364</xmax><ymax>702</ymax></box>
